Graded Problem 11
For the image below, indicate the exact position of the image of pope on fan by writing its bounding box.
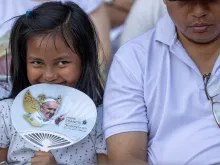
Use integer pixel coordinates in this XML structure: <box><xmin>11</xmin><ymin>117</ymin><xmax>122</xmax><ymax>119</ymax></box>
<box><xmin>23</xmin><ymin>90</ymin><xmax>65</xmax><ymax>127</ymax></box>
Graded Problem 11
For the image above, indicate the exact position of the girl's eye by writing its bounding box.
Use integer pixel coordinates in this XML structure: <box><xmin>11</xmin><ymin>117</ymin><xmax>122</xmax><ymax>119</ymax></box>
<box><xmin>57</xmin><ymin>61</ymin><xmax>69</xmax><ymax>66</ymax></box>
<box><xmin>31</xmin><ymin>61</ymin><xmax>43</xmax><ymax>66</ymax></box>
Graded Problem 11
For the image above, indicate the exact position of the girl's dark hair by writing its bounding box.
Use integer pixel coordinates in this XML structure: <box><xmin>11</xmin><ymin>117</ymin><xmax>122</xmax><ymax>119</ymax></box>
<box><xmin>9</xmin><ymin>1</ymin><xmax>104</xmax><ymax>106</ymax></box>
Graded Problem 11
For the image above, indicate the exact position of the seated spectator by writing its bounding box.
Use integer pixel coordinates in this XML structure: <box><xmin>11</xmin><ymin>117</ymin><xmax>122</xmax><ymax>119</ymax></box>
<box><xmin>0</xmin><ymin>2</ymin><xmax>108</xmax><ymax>164</ymax></box>
<box><xmin>104</xmin><ymin>0</ymin><xmax>220</xmax><ymax>164</ymax></box>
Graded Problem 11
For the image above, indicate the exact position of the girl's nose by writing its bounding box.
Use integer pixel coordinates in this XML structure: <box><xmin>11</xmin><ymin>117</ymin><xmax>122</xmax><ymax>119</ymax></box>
<box><xmin>43</xmin><ymin>67</ymin><xmax>57</xmax><ymax>82</ymax></box>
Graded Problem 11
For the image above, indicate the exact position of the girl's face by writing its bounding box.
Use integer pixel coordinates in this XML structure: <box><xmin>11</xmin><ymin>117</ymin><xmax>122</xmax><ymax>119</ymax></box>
<box><xmin>26</xmin><ymin>34</ymin><xmax>81</xmax><ymax>87</ymax></box>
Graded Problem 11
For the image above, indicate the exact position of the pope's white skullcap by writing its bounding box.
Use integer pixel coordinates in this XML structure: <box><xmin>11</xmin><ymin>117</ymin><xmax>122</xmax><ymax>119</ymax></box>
<box><xmin>42</xmin><ymin>98</ymin><xmax>56</xmax><ymax>103</ymax></box>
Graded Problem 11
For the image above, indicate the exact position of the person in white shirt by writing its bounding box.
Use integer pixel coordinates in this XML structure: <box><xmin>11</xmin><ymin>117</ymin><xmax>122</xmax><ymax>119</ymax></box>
<box><xmin>103</xmin><ymin>0</ymin><xmax>220</xmax><ymax>164</ymax></box>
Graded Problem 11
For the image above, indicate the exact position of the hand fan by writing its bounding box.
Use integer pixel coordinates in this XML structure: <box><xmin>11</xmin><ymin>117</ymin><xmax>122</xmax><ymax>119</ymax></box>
<box><xmin>11</xmin><ymin>84</ymin><xmax>97</xmax><ymax>152</ymax></box>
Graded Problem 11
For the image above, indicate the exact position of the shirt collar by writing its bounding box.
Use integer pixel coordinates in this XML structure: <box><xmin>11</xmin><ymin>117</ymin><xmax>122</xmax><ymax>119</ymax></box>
<box><xmin>155</xmin><ymin>14</ymin><xmax>177</xmax><ymax>47</ymax></box>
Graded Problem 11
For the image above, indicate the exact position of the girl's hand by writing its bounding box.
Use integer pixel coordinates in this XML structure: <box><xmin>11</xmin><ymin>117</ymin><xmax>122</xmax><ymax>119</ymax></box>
<box><xmin>0</xmin><ymin>148</ymin><xmax>8</xmax><ymax>162</ymax></box>
<box><xmin>31</xmin><ymin>151</ymin><xmax>57</xmax><ymax>165</ymax></box>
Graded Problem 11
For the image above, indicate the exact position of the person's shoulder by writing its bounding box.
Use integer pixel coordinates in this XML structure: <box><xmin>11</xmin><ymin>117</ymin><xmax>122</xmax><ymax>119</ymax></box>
<box><xmin>0</xmin><ymin>98</ymin><xmax>14</xmax><ymax>115</ymax></box>
<box><xmin>115</xmin><ymin>27</ymin><xmax>157</xmax><ymax>59</ymax></box>
<box><xmin>122</xmin><ymin>27</ymin><xmax>156</xmax><ymax>48</ymax></box>
<box><xmin>112</xmin><ymin>29</ymin><xmax>156</xmax><ymax>75</ymax></box>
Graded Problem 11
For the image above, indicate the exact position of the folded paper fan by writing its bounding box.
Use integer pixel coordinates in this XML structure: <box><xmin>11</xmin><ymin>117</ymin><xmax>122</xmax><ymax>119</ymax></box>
<box><xmin>11</xmin><ymin>84</ymin><xmax>97</xmax><ymax>152</ymax></box>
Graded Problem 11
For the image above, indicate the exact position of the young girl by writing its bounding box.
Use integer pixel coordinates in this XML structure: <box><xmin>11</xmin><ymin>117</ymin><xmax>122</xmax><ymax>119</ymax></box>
<box><xmin>0</xmin><ymin>1</ymin><xmax>108</xmax><ymax>165</ymax></box>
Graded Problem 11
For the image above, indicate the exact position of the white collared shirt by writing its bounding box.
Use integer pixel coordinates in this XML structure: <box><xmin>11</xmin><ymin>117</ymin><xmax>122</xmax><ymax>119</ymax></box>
<box><xmin>103</xmin><ymin>14</ymin><xmax>220</xmax><ymax>165</ymax></box>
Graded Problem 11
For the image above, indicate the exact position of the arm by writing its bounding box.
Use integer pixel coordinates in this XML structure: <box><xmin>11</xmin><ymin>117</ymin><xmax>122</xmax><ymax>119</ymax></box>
<box><xmin>105</xmin><ymin>4</ymin><xmax>127</xmax><ymax>29</ymax></box>
<box><xmin>112</xmin><ymin>0</ymin><xmax>135</xmax><ymax>12</ymax></box>
<box><xmin>104</xmin><ymin>0</ymin><xmax>135</xmax><ymax>28</ymax></box>
<box><xmin>97</xmin><ymin>154</ymin><xmax>109</xmax><ymax>165</ymax></box>
<box><xmin>90</xmin><ymin>4</ymin><xmax>112</xmax><ymax>71</ymax></box>
<box><xmin>103</xmin><ymin>45</ymin><xmax>148</xmax><ymax>164</ymax></box>
<box><xmin>107</xmin><ymin>132</ymin><xmax>148</xmax><ymax>165</ymax></box>
<box><xmin>0</xmin><ymin>148</ymin><xmax>8</xmax><ymax>162</ymax></box>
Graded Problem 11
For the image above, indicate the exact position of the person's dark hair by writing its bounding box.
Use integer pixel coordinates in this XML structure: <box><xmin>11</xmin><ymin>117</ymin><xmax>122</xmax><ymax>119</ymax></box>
<box><xmin>9</xmin><ymin>1</ymin><xmax>104</xmax><ymax>106</ymax></box>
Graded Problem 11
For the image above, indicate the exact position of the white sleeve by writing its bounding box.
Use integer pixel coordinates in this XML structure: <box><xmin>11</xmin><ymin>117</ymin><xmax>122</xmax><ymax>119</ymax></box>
<box><xmin>103</xmin><ymin>44</ymin><xmax>148</xmax><ymax>139</ymax></box>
